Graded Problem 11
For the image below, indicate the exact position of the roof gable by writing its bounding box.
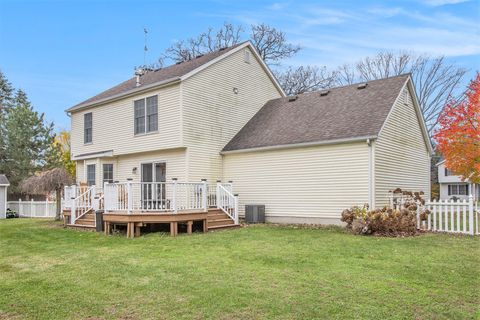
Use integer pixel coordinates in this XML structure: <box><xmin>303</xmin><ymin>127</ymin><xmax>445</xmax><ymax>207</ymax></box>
<box><xmin>0</xmin><ymin>174</ymin><xmax>10</xmax><ymax>186</ymax></box>
<box><xmin>67</xmin><ymin>41</ymin><xmax>284</xmax><ymax>112</ymax></box>
<box><xmin>222</xmin><ymin>75</ymin><xmax>411</xmax><ymax>152</ymax></box>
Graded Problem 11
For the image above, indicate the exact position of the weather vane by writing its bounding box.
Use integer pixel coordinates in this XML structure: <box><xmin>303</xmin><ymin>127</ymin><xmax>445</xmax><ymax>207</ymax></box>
<box><xmin>143</xmin><ymin>27</ymin><xmax>148</xmax><ymax>65</ymax></box>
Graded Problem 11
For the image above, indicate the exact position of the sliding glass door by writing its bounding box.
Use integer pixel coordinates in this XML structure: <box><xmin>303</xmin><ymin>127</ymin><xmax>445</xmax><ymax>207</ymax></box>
<box><xmin>141</xmin><ymin>162</ymin><xmax>166</xmax><ymax>209</ymax></box>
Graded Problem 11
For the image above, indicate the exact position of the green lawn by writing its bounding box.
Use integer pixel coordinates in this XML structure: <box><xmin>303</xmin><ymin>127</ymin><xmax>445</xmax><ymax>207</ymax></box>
<box><xmin>0</xmin><ymin>219</ymin><xmax>479</xmax><ymax>320</ymax></box>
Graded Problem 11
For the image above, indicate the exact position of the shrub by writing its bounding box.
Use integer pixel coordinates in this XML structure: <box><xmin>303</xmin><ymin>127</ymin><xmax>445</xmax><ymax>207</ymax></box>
<box><xmin>341</xmin><ymin>188</ymin><xmax>430</xmax><ymax>236</ymax></box>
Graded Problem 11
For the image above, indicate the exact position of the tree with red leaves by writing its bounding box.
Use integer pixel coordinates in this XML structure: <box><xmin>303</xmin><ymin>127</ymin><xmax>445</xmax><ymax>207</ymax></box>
<box><xmin>434</xmin><ymin>73</ymin><xmax>480</xmax><ymax>184</ymax></box>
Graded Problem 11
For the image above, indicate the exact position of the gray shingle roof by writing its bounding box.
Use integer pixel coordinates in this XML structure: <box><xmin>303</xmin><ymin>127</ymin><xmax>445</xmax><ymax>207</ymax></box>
<box><xmin>0</xmin><ymin>174</ymin><xmax>10</xmax><ymax>186</ymax></box>
<box><xmin>223</xmin><ymin>74</ymin><xmax>410</xmax><ymax>152</ymax></box>
<box><xmin>68</xmin><ymin>42</ymin><xmax>246</xmax><ymax>111</ymax></box>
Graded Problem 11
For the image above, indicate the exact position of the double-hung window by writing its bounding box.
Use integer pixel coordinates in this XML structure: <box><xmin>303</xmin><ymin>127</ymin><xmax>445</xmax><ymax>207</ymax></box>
<box><xmin>103</xmin><ymin>164</ymin><xmax>114</xmax><ymax>184</ymax></box>
<box><xmin>84</xmin><ymin>113</ymin><xmax>92</xmax><ymax>143</ymax></box>
<box><xmin>86</xmin><ymin>164</ymin><xmax>96</xmax><ymax>186</ymax></box>
<box><xmin>134</xmin><ymin>95</ymin><xmax>158</xmax><ymax>134</ymax></box>
<box><xmin>448</xmin><ymin>184</ymin><xmax>468</xmax><ymax>196</ymax></box>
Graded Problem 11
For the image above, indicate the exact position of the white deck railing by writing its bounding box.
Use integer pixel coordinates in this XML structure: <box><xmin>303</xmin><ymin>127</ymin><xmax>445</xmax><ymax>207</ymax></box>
<box><xmin>104</xmin><ymin>180</ymin><xmax>209</xmax><ymax>213</ymax></box>
<box><xmin>217</xmin><ymin>184</ymin><xmax>239</xmax><ymax>224</ymax></box>
<box><xmin>102</xmin><ymin>180</ymin><xmax>238</xmax><ymax>222</ymax></box>
<box><xmin>70</xmin><ymin>186</ymin><xmax>96</xmax><ymax>224</ymax></box>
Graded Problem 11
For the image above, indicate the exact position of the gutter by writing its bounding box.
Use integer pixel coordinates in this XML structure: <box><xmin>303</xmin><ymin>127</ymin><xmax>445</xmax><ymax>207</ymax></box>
<box><xmin>220</xmin><ymin>135</ymin><xmax>377</xmax><ymax>155</ymax></box>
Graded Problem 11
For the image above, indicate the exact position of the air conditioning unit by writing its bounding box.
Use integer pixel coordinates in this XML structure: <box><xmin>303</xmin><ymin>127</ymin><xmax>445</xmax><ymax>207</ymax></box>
<box><xmin>245</xmin><ymin>205</ymin><xmax>265</xmax><ymax>223</ymax></box>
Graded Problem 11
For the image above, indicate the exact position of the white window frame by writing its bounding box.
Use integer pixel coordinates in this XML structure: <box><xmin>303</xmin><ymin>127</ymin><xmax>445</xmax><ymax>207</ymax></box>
<box><xmin>102</xmin><ymin>164</ymin><xmax>114</xmax><ymax>184</ymax></box>
<box><xmin>84</xmin><ymin>112</ymin><xmax>93</xmax><ymax>144</ymax></box>
<box><xmin>134</xmin><ymin>95</ymin><xmax>158</xmax><ymax>135</ymax></box>
<box><xmin>448</xmin><ymin>184</ymin><xmax>468</xmax><ymax>196</ymax></box>
<box><xmin>86</xmin><ymin>164</ymin><xmax>96</xmax><ymax>186</ymax></box>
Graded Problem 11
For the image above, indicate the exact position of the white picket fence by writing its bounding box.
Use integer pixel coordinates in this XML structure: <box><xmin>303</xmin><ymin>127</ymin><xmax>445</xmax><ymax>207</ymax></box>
<box><xmin>418</xmin><ymin>197</ymin><xmax>479</xmax><ymax>235</ymax></box>
<box><xmin>7</xmin><ymin>199</ymin><xmax>57</xmax><ymax>218</ymax></box>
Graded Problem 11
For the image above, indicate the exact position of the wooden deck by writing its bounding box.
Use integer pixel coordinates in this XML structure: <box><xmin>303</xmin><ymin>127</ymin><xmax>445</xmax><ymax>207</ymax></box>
<box><xmin>63</xmin><ymin>208</ymin><xmax>237</xmax><ymax>238</ymax></box>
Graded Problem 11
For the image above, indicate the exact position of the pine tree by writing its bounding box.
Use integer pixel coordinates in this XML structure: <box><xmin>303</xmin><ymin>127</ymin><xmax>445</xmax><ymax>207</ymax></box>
<box><xmin>0</xmin><ymin>89</ymin><xmax>57</xmax><ymax>195</ymax></box>
<box><xmin>0</xmin><ymin>71</ymin><xmax>15</xmax><ymax>165</ymax></box>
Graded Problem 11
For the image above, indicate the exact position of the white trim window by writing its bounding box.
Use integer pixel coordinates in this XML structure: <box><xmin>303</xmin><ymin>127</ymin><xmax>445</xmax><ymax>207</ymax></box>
<box><xmin>103</xmin><ymin>164</ymin><xmax>114</xmax><ymax>184</ymax></box>
<box><xmin>84</xmin><ymin>112</ymin><xmax>92</xmax><ymax>143</ymax></box>
<box><xmin>86</xmin><ymin>164</ymin><xmax>96</xmax><ymax>186</ymax></box>
<box><xmin>448</xmin><ymin>184</ymin><xmax>468</xmax><ymax>196</ymax></box>
<box><xmin>134</xmin><ymin>95</ymin><xmax>158</xmax><ymax>134</ymax></box>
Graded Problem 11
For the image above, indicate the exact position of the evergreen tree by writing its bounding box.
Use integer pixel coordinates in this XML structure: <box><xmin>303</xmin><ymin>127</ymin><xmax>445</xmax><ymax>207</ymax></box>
<box><xmin>0</xmin><ymin>88</ymin><xmax>56</xmax><ymax>195</ymax></box>
<box><xmin>0</xmin><ymin>70</ymin><xmax>15</xmax><ymax>165</ymax></box>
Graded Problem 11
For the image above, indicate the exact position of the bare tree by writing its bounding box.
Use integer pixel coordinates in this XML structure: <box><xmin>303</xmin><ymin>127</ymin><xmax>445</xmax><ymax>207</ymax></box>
<box><xmin>161</xmin><ymin>22</ymin><xmax>300</xmax><ymax>65</ymax></box>
<box><xmin>21</xmin><ymin>168</ymin><xmax>72</xmax><ymax>220</ymax></box>
<box><xmin>250</xmin><ymin>24</ymin><xmax>301</xmax><ymax>64</ymax></box>
<box><xmin>276</xmin><ymin>66</ymin><xmax>337</xmax><ymax>95</ymax></box>
<box><xmin>336</xmin><ymin>51</ymin><xmax>467</xmax><ymax>133</ymax></box>
<box><xmin>163</xmin><ymin>23</ymin><xmax>244</xmax><ymax>63</ymax></box>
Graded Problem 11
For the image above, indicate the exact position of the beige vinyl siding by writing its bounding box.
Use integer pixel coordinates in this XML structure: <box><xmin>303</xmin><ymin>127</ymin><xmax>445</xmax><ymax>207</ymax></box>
<box><xmin>223</xmin><ymin>142</ymin><xmax>370</xmax><ymax>224</ymax></box>
<box><xmin>75</xmin><ymin>149</ymin><xmax>186</xmax><ymax>186</ymax></box>
<box><xmin>113</xmin><ymin>149</ymin><xmax>186</xmax><ymax>183</ymax></box>
<box><xmin>182</xmin><ymin>47</ymin><xmax>283</xmax><ymax>182</ymax></box>
<box><xmin>70</xmin><ymin>83</ymin><xmax>182</xmax><ymax>158</ymax></box>
<box><xmin>374</xmin><ymin>84</ymin><xmax>431</xmax><ymax>207</ymax></box>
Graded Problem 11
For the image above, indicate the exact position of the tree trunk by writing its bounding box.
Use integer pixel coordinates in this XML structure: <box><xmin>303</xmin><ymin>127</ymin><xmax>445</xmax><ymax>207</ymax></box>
<box><xmin>55</xmin><ymin>188</ymin><xmax>62</xmax><ymax>221</ymax></box>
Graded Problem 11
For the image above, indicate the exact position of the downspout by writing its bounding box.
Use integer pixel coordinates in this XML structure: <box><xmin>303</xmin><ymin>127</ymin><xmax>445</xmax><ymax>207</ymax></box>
<box><xmin>367</xmin><ymin>138</ymin><xmax>375</xmax><ymax>209</ymax></box>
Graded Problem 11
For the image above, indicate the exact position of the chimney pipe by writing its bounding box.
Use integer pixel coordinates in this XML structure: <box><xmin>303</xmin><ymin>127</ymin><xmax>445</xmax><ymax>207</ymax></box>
<box><xmin>134</xmin><ymin>68</ymin><xmax>144</xmax><ymax>87</ymax></box>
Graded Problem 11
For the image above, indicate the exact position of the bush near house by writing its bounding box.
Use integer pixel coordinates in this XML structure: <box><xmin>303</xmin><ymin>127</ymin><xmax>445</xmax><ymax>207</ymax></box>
<box><xmin>341</xmin><ymin>189</ymin><xmax>430</xmax><ymax>236</ymax></box>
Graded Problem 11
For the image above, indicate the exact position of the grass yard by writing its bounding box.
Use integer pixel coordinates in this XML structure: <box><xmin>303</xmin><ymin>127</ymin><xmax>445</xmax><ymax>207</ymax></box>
<box><xmin>0</xmin><ymin>219</ymin><xmax>479</xmax><ymax>320</ymax></box>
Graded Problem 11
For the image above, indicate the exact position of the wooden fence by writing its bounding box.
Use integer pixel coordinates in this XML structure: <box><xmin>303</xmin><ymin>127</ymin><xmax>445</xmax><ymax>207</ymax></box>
<box><xmin>7</xmin><ymin>199</ymin><xmax>57</xmax><ymax>218</ymax></box>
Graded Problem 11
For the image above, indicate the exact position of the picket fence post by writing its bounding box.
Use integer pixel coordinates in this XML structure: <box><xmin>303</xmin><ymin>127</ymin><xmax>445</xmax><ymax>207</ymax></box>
<box><xmin>468</xmin><ymin>194</ymin><xmax>474</xmax><ymax>235</ymax></box>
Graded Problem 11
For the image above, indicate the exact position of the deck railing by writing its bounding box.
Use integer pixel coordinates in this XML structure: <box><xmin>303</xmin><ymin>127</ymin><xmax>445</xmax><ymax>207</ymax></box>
<box><xmin>102</xmin><ymin>180</ymin><xmax>238</xmax><ymax>222</ymax></box>
<box><xmin>70</xmin><ymin>186</ymin><xmax>96</xmax><ymax>223</ymax></box>
<box><xmin>104</xmin><ymin>180</ymin><xmax>209</xmax><ymax>213</ymax></box>
<box><xmin>216</xmin><ymin>183</ymin><xmax>239</xmax><ymax>224</ymax></box>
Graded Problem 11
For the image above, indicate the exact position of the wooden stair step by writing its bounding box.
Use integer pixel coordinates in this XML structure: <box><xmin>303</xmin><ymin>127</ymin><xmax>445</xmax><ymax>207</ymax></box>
<box><xmin>66</xmin><ymin>224</ymin><xmax>96</xmax><ymax>230</ymax></box>
<box><xmin>207</xmin><ymin>214</ymin><xmax>230</xmax><ymax>221</ymax></box>
<box><xmin>208</xmin><ymin>224</ymin><xmax>240</xmax><ymax>231</ymax></box>
<box><xmin>207</xmin><ymin>218</ymin><xmax>235</xmax><ymax>227</ymax></box>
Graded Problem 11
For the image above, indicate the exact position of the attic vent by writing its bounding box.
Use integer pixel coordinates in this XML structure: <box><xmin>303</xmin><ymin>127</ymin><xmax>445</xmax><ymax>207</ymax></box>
<box><xmin>357</xmin><ymin>83</ymin><xmax>368</xmax><ymax>89</ymax></box>
<box><xmin>196</xmin><ymin>54</ymin><xmax>204</xmax><ymax>59</ymax></box>
<box><xmin>288</xmin><ymin>95</ymin><xmax>298</xmax><ymax>102</ymax></box>
<box><xmin>319</xmin><ymin>90</ymin><xmax>330</xmax><ymax>96</ymax></box>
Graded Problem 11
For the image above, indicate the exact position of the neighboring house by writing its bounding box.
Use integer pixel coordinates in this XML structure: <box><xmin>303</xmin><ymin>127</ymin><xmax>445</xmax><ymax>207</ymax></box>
<box><xmin>436</xmin><ymin>160</ymin><xmax>479</xmax><ymax>201</ymax></box>
<box><xmin>66</xmin><ymin>41</ymin><xmax>432</xmax><ymax>227</ymax></box>
<box><xmin>0</xmin><ymin>175</ymin><xmax>10</xmax><ymax>219</ymax></box>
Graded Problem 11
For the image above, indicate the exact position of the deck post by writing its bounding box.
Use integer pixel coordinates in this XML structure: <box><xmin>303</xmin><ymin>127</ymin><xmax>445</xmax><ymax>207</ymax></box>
<box><xmin>201</xmin><ymin>179</ymin><xmax>207</xmax><ymax>212</ymax></box>
<box><xmin>103</xmin><ymin>182</ymin><xmax>109</xmax><ymax>212</ymax></box>
<box><xmin>172</xmin><ymin>178</ymin><xmax>178</xmax><ymax>213</ymax></box>
<box><xmin>126</xmin><ymin>179</ymin><xmax>133</xmax><ymax>214</ymax></box>
<box><xmin>71</xmin><ymin>197</ymin><xmax>76</xmax><ymax>224</ymax></box>
<box><xmin>234</xmin><ymin>194</ymin><xmax>239</xmax><ymax>225</ymax></box>
<box><xmin>216</xmin><ymin>181</ymin><xmax>221</xmax><ymax>209</ymax></box>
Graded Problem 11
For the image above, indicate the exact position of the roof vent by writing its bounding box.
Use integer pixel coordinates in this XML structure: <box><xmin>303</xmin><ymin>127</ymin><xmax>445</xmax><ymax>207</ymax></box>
<box><xmin>319</xmin><ymin>90</ymin><xmax>330</xmax><ymax>96</ymax></box>
<box><xmin>195</xmin><ymin>54</ymin><xmax>204</xmax><ymax>58</ymax></box>
<box><xmin>219</xmin><ymin>47</ymin><xmax>227</xmax><ymax>51</ymax></box>
<box><xmin>175</xmin><ymin>61</ymin><xmax>183</xmax><ymax>65</ymax></box>
<box><xmin>357</xmin><ymin>83</ymin><xmax>368</xmax><ymax>89</ymax></box>
<box><xmin>134</xmin><ymin>68</ymin><xmax>145</xmax><ymax>87</ymax></box>
<box><xmin>288</xmin><ymin>95</ymin><xmax>298</xmax><ymax>102</ymax></box>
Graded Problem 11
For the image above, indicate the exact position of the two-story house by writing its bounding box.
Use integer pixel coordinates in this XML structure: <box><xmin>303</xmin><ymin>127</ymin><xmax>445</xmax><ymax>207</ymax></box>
<box><xmin>436</xmin><ymin>160</ymin><xmax>479</xmax><ymax>201</ymax></box>
<box><xmin>65</xmin><ymin>41</ymin><xmax>432</xmax><ymax>236</ymax></box>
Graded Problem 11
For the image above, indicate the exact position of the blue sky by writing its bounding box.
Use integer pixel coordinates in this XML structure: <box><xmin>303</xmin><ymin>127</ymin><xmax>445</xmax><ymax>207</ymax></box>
<box><xmin>0</xmin><ymin>0</ymin><xmax>479</xmax><ymax>130</ymax></box>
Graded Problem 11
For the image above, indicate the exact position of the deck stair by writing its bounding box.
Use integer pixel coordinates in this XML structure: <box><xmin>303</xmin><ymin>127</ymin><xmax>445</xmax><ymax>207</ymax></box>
<box><xmin>207</xmin><ymin>209</ymin><xmax>238</xmax><ymax>230</ymax></box>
